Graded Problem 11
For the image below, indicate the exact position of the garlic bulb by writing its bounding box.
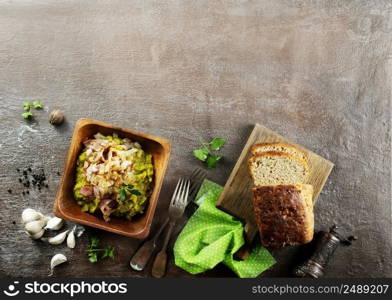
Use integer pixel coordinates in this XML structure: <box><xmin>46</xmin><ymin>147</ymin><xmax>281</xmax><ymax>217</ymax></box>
<box><xmin>47</xmin><ymin>230</ymin><xmax>69</xmax><ymax>245</ymax></box>
<box><xmin>66</xmin><ymin>227</ymin><xmax>76</xmax><ymax>249</ymax></box>
<box><xmin>45</xmin><ymin>217</ymin><xmax>64</xmax><ymax>230</ymax></box>
<box><xmin>25</xmin><ymin>219</ymin><xmax>46</xmax><ymax>235</ymax></box>
<box><xmin>22</xmin><ymin>208</ymin><xmax>43</xmax><ymax>224</ymax></box>
<box><xmin>50</xmin><ymin>254</ymin><xmax>67</xmax><ymax>276</ymax></box>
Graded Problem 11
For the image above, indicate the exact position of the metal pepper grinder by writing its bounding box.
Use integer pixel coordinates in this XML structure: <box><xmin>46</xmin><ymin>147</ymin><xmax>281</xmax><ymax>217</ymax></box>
<box><xmin>294</xmin><ymin>225</ymin><xmax>356</xmax><ymax>278</ymax></box>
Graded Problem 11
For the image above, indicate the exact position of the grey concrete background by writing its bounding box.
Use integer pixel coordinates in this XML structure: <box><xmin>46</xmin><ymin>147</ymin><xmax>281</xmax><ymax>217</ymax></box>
<box><xmin>0</xmin><ymin>0</ymin><xmax>391</xmax><ymax>277</ymax></box>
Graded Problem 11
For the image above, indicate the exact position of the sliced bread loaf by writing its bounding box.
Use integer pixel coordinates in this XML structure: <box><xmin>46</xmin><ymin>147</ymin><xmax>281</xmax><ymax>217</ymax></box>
<box><xmin>252</xmin><ymin>184</ymin><xmax>314</xmax><ymax>248</ymax></box>
<box><xmin>251</xmin><ymin>142</ymin><xmax>308</xmax><ymax>162</ymax></box>
<box><xmin>248</xmin><ymin>151</ymin><xmax>309</xmax><ymax>186</ymax></box>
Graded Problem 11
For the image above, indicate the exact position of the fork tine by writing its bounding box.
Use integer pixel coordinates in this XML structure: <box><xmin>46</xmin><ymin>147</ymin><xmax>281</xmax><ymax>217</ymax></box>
<box><xmin>189</xmin><ymin>168</ymin><xmax>202</xmax><ymax>181</ymax></box>
<box><xmin>170</xmin><ymin>178</ymin><xmax>183</xmax><ymax>206</ymax></box>
<box><xmin>188</xmin><ymin>168</ymin><xmax>207</xmax><ymax>200</ymax></box>
<box><xmin>181</xmin><ymin>180</ymin><xmax>190</xmax><ymax>204</ymax></box>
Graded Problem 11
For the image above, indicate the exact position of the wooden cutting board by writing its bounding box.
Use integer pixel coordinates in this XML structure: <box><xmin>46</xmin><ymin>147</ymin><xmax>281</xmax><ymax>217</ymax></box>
<box><xmin>216</xmin><ymin>124</ymin><xmax>334</xmax><ymax>244</ymax></box>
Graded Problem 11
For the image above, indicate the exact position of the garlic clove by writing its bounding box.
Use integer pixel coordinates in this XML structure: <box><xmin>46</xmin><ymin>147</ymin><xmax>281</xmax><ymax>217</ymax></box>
<box><xmin>42</xmin><ymin>215</ymin><xmax>51</xmax><ymax>226</ymax></box>
<box><xmin>28</xmin><ymin>229</ymin><xmax>45</xmax><ymax>240</ymax></box>
<box><xmin>45</xmin><ymin>217</ymin><xmax>64</xmax><ymax>230</ymax></box>
<box><xmin>47</xmin><ymin>230</ymin><xmax>69</xmax><ymax>245</ymax></box>
<box><xmin>50</xmin><ymin>254</ymin><xmax>67</xmax><ymax>276</ymax></box>
<box><xmin>25</xmin><ymin>219</ymin><xmax>46</xmax><ymax>235</ymax></box>
<box><xmin>66</xmin><ymin>227</ymin><xmax>76</xmax><ymax>249</ymax></box>
<box><xmin>22</xmin><ymin>208</ymin><xmax>43</xmax><ymax>224</ymax></box>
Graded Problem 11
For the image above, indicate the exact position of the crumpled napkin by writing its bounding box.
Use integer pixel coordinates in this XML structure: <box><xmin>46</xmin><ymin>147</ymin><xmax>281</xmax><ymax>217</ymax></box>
<box><xmin>173</xmin><ymin>179</ymin><xmax>275</xmax><ymax>278</ymax></box>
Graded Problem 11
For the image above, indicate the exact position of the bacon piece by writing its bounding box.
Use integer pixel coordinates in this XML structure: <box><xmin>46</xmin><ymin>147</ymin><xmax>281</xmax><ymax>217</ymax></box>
<box><xmin>80</xmin><ymin>186</ymin><xmax>94</xmax><ymax>198</ymax></box>
<box><xmin>99</xmin><ymin>199</ymin><xmax>118</xmax><ymax>222</ymax></box>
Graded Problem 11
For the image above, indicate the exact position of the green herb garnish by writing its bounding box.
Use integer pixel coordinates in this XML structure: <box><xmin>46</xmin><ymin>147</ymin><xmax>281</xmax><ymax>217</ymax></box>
<box><xmin>32</xmin><ymin>100</ymin><xmax>43</xmax><ymax>109</ymax></box>
<box><xmin>193</xmin><ymin>137</ymin><xmax>226</xmax><ymax>168</ymax></box>
<box><xmin>23</xmin><ymin>102</ymin><xmax>32</xmax><ymax>111</ymax></box>
<box><xmin>118</xmin><ymin>184</ymin><xmax>142</xmax><ymax>201</ymax></box>
<box><xmin>21</xmin><ymin>111</ymin><xmax>33</xmax><ymax>119</ymax></box>
<box><xmin>86</xmin><ymin>236</ymin><xmax>115</xmax><ymax>263</ymax></box>
<box><xmin>21</xmin><ymin>100</ymin><xmax>43</xmax><ymax>120</ymax></box>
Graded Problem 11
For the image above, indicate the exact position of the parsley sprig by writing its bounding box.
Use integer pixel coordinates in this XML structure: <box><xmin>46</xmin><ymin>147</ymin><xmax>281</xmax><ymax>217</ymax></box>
<box><xmin>118</xmin><ymin>184</ymin><xmax>142</xmax><ymax>201</ymax></box>
<box><xmin>86</xmin><ymin>236</ymin><xmax>115</xmax><ymax>263</ymax></box>
<box><xmin>193</xmin><ymin>137</ymin><xmax>225</xmax><ymax>168</ymax></box>
<box><xmin>21</xmin><ymin>100</ymin><xmax>43</xmax><ymax>119</ymax></box>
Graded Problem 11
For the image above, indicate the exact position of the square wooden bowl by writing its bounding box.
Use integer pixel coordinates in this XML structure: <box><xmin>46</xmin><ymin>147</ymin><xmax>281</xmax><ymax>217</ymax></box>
<box><xmin>53</xmin><ymin>118</ymin><xmax>171</xmax><ymax>239</ymax></box>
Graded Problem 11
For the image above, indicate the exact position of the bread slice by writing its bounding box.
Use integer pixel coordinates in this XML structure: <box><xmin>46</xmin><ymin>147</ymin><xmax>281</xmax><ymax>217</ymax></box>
<box><xmin>252</xmin><ymin>184</ymin><xmax>314</xmax><ymax>248</ymax></box>
<box><xmin>248</xmin><ymin>151</ymin><xmax>309</xmax><ymax>186</ymax></box>
<box><xmin>251</xmin><ymin>142</ymin><xmax>308</xmax><ymax>162</ymax></box>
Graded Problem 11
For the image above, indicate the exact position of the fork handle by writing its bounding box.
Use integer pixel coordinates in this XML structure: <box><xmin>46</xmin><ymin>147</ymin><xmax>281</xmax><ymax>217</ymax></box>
<box><xmin>130</xmin><ymin>218</ymin><xmax>169</xmax><ymax>271</ymax></box>
<box><xmin>151</xmin><ymin>221</ymin><xmax>175</xmax><ymax>278</ymax></box>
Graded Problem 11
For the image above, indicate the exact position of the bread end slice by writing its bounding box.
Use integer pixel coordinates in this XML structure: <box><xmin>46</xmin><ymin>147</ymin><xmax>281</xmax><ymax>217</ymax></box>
<box><xmin>251</xmin><ymin>142</ymin><xmax>308</xmax><ymax>162</ymax></box>
<box><xmin>252</xmin><ymin>184</ymin><xmax>314</xmax><ymax>248</ymax></box>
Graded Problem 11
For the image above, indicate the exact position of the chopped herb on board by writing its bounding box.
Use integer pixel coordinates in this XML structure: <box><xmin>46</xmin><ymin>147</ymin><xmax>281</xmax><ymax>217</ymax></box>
<box><xmin>193</xmin><ymin>137</ymin><xmax>226</xmax><ymax>168</ymax></box>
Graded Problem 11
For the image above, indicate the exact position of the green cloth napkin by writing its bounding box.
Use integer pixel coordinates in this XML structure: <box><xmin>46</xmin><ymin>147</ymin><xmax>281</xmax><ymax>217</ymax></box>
<box><xmin>173</xmin><ymin>179</ymin><xmax>275</xmax><ymax>278</ymax></box>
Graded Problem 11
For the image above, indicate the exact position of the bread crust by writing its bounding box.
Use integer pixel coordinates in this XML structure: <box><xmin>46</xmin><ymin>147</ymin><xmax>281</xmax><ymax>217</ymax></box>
<box><xmin>252</xmin><ymin>184</ymin><xmax>314</xmax><ymax>248</ymax></box>
<box><xmin>250</xmin><ymin>142</ymin><xmax>308</xmax><ymax>162</ymax></box>
<box><xmin>248</xmin><ymin>151</ymin><xmax>309</xmax><ymax>183</ymax></box>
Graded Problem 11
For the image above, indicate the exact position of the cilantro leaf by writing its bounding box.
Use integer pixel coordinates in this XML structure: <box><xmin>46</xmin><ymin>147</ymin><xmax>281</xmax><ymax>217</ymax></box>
<box><xmin>206</xmin><ymin>155</ymin><xmax>223</xmax><ymax>168</ymax></box>
<box><xmin>193</xmin><ymin>148</ymin><xmax>209</xmax><ymax>161</ymax></box>
<box><xmin>23</xmin><ymin>102</ymin><xmax>32</xmax><ymax>111</ymax></box>
<box><xmin>21</xmin><ymin>111</ymin><xmax>33</xmax><ymax>119</ymax></box>
<box><xmin>32</xmin><ymin>100</ymin><xmax>43</xmax><ymax>109</ymax></box>
<box><xmin>209</xmin><ymin>138</ymin><xmax>225</xmax><ymax>151</ymax></box>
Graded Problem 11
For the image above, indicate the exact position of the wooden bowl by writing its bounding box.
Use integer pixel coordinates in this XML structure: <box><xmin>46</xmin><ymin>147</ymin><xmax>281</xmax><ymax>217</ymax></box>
<box><xmin>53</xmin><ymin>118</ymin><xmax>171</xmax><ymax>239</ymax></box>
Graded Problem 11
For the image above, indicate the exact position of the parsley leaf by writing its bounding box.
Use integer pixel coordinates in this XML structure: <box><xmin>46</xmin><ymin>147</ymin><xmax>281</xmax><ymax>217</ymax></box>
<box><xmin>118</xmin><ymin>184</ymin><xmax>141</xmax><ymax>200</ymax></box>
<box><xmin>86</xmin><ymin>235</ymin><xmax>115</xmax><ymax>263</ymax></box>
<box><xmin>206</xmin><ymin>155</ymin><xmax>222</xmax><ymax>168</ymax></box>
<box><xmin>193</xmin><ymin>137</ymin><xmax>225</xmax><ymax>168</ymax></box>
<box><xmin>32</xmin><ymin>100</ymin><xmax>43</xmax><ymax>109</ymax></box>
<box><xmin>88</xmin><ymin>252</ymin><xmax>98</xmax><ymax>263</ymax></box>
<box><xmin>23</xmin><ymin>102</ymin><xmax>32</xmax><ymax>111</ymax></box>
<box><xmin>209</xmin><ymin>138</ymin><xmax>225</xmax><ymax>151</ymax></box>
<box><xmin>193</xmin><ymin>148</ymin><xmax>209</xmax><ymax>161</ymax></box>
<box><xmin>102</xmin><ymin>245</ymin><xmax>115</xmax><ymax>259</ymax></box>
<box><xmin>130</xmin><ymin>189</ymin><xmax>142</xmax><ymax>196</ymax></box>
<box><xmin>118</xmin><ymin>188</ymin><xmax>127</xmax><ymax>201</ymax></box>
<box><xmin>90</xmin><ymin>236</ymin><xmax>100</xmax><ymax>249</ymax></box>
<box><xmin>21</xmin><ymin>111</ymin><xmax>33</xmax><ymax>119</ymax></box>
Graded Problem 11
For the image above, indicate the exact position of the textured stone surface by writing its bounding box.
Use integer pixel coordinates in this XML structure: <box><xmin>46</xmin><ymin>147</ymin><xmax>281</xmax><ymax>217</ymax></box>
<box><xmin>0</xmin><ymin>0</ymin><xmax>391</xmax><ymax>278</ymax></box>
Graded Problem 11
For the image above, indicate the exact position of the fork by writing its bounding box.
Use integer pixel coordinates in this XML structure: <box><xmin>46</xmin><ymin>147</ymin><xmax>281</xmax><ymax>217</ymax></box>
<box><xmin>129</xmin><ymin>169</ymin><xmax>206</xmax><ymax>272</ymax></box>
<box><xmin>151</xmin><ymin>178</ymin><xmax>190</xmax><ymax>278</ymax></box>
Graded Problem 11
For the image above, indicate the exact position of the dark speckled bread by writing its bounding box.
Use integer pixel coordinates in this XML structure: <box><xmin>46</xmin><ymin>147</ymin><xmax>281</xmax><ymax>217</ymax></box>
<box><xmin>252</xmin><ymin>184</ymin><xmax>314</xmax><ymax>248</ymax></box>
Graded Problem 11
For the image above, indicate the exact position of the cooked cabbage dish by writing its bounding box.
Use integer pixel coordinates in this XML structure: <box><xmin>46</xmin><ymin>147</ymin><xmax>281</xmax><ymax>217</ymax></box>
<box><xmin>74</xmin><ymin>133</ymin><xmax>154</xmax><ymax>221</ymax></box>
